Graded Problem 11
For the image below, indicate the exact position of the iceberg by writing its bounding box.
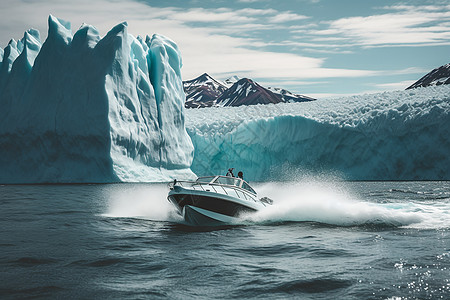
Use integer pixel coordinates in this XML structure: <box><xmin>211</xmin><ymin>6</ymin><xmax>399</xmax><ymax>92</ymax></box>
<box><xmin>2</xmin><ymin>16</ymin><xmax>447</xmax><ymax>183</ymax></box>
<box><xmin>186</xmin><ymin>86</ymin><xmax>450</xmax><ymax>181</ymax></box>
<box><xmin>0</xmin><ymin>16</ymin><xmax>194</xmax><ymax>183</ymax></box>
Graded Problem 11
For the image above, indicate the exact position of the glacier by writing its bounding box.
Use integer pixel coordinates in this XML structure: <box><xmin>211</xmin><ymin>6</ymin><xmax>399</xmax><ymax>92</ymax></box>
<box><xmin>186</xmin><ymin>85</ymin><xmax>450</xmax><ymax>181</ymax></box>
<box><xmin>0</xmin><ymin>16</ymin><xmax>194</xmax><ymax>183</ymax></box>
<box><xmin>1</xmin><ymin>16</ymin><xmax>448</xmax><ymax>183</ymax></box>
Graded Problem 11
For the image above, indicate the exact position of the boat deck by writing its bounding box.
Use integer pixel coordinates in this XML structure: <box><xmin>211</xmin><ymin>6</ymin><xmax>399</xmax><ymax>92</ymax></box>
<box><xmin>169</xmin><ymin>175</ymin><xmax>259</xmax><ymax>203</ymax></box>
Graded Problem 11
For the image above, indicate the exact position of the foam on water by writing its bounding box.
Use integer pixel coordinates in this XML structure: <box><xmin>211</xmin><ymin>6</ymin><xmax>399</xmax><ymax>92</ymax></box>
<box><xmin>104</xmin><ymin>184</ymin><xmax>182</xmax><ymax>222</ymax></box>
<box><xmin>406</xmin><ymin>201</ymin><xmax>450</xmax><ymax>229</ymax></box>
<box><xmin>104</xmin><ymin>181</ymin><xmax>449</xmax><ymax>229</ymax></box>
<box><xmin>2</xmin><ymin>183</ymin><xmax>449</xmax><ymax>299</ymax></box>
<box><xmin>245</xmin><ymin>181</ymin><xmax>423</xmax><ymax>227</ymax></box>
<box><xmin>249</xmin><ymin>180</ymin><xmax>450</xmax><ymax>229</ymax></box>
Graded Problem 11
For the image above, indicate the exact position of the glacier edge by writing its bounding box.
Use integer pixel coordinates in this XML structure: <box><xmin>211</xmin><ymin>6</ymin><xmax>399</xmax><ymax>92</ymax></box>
<box><xmin>0</xmin><ymin>16</ymin><xmax>194</xmax><ymax>183</ymax></box>
<box><xmin>186</xmin><ymin>86</ymin><xmax>450</xmax><ymax>181</ymax></box>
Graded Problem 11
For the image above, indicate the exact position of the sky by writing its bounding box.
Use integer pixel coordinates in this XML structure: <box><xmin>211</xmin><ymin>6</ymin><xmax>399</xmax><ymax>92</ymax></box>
<box><xmin>0</xmin><ymin>0</ymin><xmax>449</xmax><ymax>98</ymax></box>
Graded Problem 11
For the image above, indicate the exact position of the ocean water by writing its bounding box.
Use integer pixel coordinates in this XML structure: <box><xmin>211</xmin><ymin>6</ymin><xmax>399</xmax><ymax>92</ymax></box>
<box><xmin>0</xmin><ymin>180</ymin><xmax>449</xmax><ymax>299</ymax></box>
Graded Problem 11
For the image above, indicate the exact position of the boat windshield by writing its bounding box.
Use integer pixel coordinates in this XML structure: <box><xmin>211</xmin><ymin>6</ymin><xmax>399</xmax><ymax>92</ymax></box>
<box><xmin>241</xmin><ymin>181</ymin><xmax>256</xmax><ymax>194</ymax></box>
<box><xmin>215</xmin><ymin>176</ymin><xmax>240</xmax><ymax>187</ymax></box>
<box><xmin>196</xmin><ymin>176</ymin><xmax>216</xmax><ymax>183</ymax></box>
<box><xmin>196</xmin><ymin>176</ymin><xmax>257</xmax><ymax>195</ymax></box>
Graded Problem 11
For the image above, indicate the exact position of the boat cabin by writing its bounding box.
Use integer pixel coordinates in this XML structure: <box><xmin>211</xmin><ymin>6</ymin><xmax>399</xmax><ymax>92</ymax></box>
<box><xmin>195</xmin><ymin>176</ymin><xmax>257</xmax><ymax>195</ymax></box>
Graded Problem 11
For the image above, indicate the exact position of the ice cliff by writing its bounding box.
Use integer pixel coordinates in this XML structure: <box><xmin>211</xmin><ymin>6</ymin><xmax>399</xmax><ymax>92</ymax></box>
<box><xmin>0</xmin><ymin>16</ymin><xmax>194</xmax><ymax>183</ymax></box>
<box><xmin>1</xmin><ymin>16</ymin><xmax>448</xmax><ymax>183</ymax></box>
<box><xmin>186</xmin><ymin>86</ymin><xmax>450</xmax><ymax>181</ymax></box>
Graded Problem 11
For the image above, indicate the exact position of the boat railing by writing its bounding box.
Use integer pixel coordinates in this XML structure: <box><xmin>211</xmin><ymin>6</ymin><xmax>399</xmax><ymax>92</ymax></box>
<box><xmin>168</xmin><ymin>179</ymin><xmax>258</xmax><ymax>202</ymax></box>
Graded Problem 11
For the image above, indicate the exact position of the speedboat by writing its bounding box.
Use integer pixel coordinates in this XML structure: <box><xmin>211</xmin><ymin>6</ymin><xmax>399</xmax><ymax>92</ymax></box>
<box><xmin>167</xmin><ymin>175</ymin><xmax>272</xmax><ymax>226</ymax></box>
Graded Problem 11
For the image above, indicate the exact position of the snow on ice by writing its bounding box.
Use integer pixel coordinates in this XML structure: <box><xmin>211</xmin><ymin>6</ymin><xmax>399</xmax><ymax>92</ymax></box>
<box><xmin>186</xmin><ymin>86</ymin><xmax>450</xmax><ymax>181</ymax></box>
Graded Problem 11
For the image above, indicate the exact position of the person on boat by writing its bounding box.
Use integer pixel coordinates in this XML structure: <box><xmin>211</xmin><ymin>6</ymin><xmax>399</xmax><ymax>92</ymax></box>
<box><xmin>237</xmin><ymin>171</ymin><xmax>243</xmax><ymax>180</ymax></box>
<box><xmin>226</xmin><ymin>168</ymin><xmax>235</xmax><ymax>177</ymax></box>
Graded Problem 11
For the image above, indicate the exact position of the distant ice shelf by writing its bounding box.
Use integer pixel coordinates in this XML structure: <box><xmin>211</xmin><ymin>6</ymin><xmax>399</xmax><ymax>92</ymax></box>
<box><xmin>0</xmin><ymin>16</ymin><xmax>194</xmax><ymax>183</ymax></box>
<box><xmin>186</xmin><ymin>85</ymin><xmax>450</xmax><ymax>181</ymax></box>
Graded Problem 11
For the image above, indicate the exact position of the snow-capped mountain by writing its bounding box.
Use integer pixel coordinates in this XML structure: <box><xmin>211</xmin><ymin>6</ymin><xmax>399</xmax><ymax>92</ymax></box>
<box><xmin>223</xmin><ymin>75</ymin><xmax>240</xmax><ymax>87</ymax></box>
<box><xmin>406</xmin><ymin>63</ymin><xmax>450</xmax><ymax>89</ymax></box>
<box><xmin>216</xmin><ymin>78</ymin><xmax>282</xmax><ymax>107</ymax></box>
<box><xmin>183</xmin><ymin>73</ymin><xmax>315</xmax><ymax>108</ymax></box>
<box><xmin>183</xmin><ymin>73</ymin><xmax>228</xmax><ymax>108</ymax></box>
<box><xmin>267</xmin><ymin>87</ymin><xmax>316</xmax><ymax>103</ymax></box>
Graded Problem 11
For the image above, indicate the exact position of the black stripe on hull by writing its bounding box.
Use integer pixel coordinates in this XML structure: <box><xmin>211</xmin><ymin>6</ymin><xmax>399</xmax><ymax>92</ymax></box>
<box><xmin>168</xmin><ymin>193</ymin><xmax>257</xmax><ymax>217</ymax></box>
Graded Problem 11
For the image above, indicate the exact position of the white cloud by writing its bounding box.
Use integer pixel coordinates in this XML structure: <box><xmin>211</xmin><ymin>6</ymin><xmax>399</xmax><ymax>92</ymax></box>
<box><xmin>383</xmin><ymin>4</ymin><xmax>450</xmax><ymax>12</ymax></box>
<box><xmin>237</xmin><ymin>8</ymin><xmax>278</xmax><ymax>16</ymax></box>
<box><xmin>309</xmin><ymin>4</ymin><xmax>450</xmax><ymax>47</ymax></box>
<box><xmin>0</xmin><ymin>0</ymin><xmax>382</xmax><ymax>84</ymax></box>
<box><xmin>375</xmin><ymin>80</ymin><xmax>416</xmax><ymax>90</ymax></box>
<box><xmin>384</xmin><ymin>67</ymin><xmax>430</xmax><ymax>75</ymax></box>
<box><xmin>306</xmin><ymin>92</ymin><xmax>358</xmax><ymax>99</ymax></box>
<box><xmin>267</xmin><ymin>40</ymin><xmax>351</xmax><ymax>49</ymax></box>
<box><xmin>261</xmin><ymin>80</ymin><xmax>327</xmax><ymax>86</ymax></box>
<box><xmin>170</xmin><ymin>8</ymin><xmax>257</xmax><ymax>23</ymax></box>
<box><xmin>268</xmin><ymin>12</ymin><xmax>309</xmax><ymax>23</ymax></box>
<box><xmin>302</xmin><ymin>48</ymin><xmax>354</xmax><ymax>55</ymax></box>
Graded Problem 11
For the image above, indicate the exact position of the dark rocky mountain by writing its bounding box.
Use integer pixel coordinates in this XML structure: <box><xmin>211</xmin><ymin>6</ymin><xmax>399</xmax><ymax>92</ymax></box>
<box><xmin>406</xmin><ymin>63</ymin><xmax>450</xmax><ymax>89</ymax></box>
<box><xmin>216</xmin><ymin>78</ymin><xmax>282</xmax><ymax>107</ymax></box>
<box><xmin>183</xmin><ymin>73</ymin><xmax>228</xmax><ymax>108</ymax></box>
<box><xmin>223</xmin><ymin>75</ymin><xmax>240</xmax><ymax>87</ymax></box>
<box><xmin>267</xmin><ymin>86</ymin><xmax>316</xmax><ymax>103</ymax></box>
<box><xmin>183</xmin><ymin>73</ymin><xmax>315</xmax><ymax>108</ymax></box>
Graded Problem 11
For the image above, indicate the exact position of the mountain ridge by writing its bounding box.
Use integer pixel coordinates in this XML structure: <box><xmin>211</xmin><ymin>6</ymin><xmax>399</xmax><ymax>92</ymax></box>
<box><xmin>216</xmin><ymin>78</ymin><xmax>281</xmax><ymax>106</ymax></box>
<box><xmin>407</xmin><ymin>63</ymin><xmax>450</xmax><ymax>89</ymax></box>
<box><xmin>183</xmin><ymin>73</ymin><xmax>315</xmax><ymax>108</ymax></box>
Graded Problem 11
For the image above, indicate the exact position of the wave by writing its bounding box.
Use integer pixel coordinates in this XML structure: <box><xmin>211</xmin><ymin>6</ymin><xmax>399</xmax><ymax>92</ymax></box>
<box><xmin>104</xmin><ymin>181</ymin><xmax>450</xmax><ymax>229</ymax></box>
<box><xmin>11</xmin><ymin>257</ymin><xmax>58</xmax><ymax>266</ymax></box>
<box><xmin>388</xmin><ymin>188</ymin><xmax>450</xmax><ymax>200</ymax></box>
<box><xmin>242</xmin><ymin>181</ymin><xmax>423</xmax><ymax>228</ymax></box>
<box><xmin>103</xmin><ymin>184</ymin><xmax>182</xmax><ymax>222</ymax></box>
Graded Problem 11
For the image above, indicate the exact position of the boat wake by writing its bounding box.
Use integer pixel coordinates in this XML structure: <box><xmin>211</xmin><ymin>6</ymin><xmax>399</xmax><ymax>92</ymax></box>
<box><xmin>104</xmin><ymin>180</ymin><xmax>449</xmax><ymax>229</ymax></box>
<box><xmin>103</xmin><ymin>184</ymin><xmax>182</xmax><ymax>222</ymax></box>
<box><xmin>242</xmin><ymin>181</ymin><xmax>422</xmax><ymax>228</ymax></box>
